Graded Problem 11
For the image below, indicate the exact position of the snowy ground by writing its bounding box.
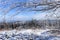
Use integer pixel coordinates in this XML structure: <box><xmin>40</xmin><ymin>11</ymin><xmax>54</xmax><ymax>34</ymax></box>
<box><xmin>0</xmin><ymin>29</ymin><xmax>60</xmax><ymax>40</ymax></box>
<box><xmin>0</xmin><ymin>29</ymin><xmax>49</xmax><ymax>35</ymax></box>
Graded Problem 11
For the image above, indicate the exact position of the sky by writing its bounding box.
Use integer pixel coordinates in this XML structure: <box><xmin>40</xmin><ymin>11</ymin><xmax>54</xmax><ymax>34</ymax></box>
<box><xmin>0</xmin><ymin>0</ymin><xmax>58</xmax><ymax>22</ymax></box>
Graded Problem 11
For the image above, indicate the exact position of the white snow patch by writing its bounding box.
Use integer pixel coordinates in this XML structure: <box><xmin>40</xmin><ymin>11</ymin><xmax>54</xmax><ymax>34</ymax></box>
<box><xmin>0</xmin><ymin>29</ymin><xmax>50</xmax><ymax>35</ymax></box>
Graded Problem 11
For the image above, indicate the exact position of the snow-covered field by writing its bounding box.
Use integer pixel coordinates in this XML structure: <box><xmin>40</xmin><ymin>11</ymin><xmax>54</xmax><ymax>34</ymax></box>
<box><xmin>0</xmin><ymin>29</ymin><xmax>60</xmax><ymax>40</ymax></box>
<box><xmin>0</xmin><ymin>29</ymin><xmax>49</xmax><ymax>36</ymax></box>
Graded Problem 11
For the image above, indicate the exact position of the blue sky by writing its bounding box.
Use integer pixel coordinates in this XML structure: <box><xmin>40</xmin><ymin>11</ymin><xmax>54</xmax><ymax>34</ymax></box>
<box><xmin>0</xmin><ymin>0</ymin><xmax>56</xmax><ymax>22</ymax></box>
<box><xmin>0</xmin><ymin>0</ymin><xmax>40</xmax><ymax>22</ymax></box>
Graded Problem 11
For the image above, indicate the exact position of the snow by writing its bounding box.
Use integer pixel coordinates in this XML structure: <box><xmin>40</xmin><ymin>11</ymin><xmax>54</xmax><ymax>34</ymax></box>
<box><xmin>0</xmin><ymin>29</ymin><xmax>59</xmax><ymax>40</ymax></box>
<box><xmin>0</xmin><ymin>29</ymin><xmax>49</xmax><ymax>35</ymax></box>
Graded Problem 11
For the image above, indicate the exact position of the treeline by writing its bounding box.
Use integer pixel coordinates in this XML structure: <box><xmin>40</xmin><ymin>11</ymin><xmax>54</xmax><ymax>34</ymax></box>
<box><xmin>0</xmin><ymin>20</ymin><xmax>60</xmax><ymax>30</ymax></box>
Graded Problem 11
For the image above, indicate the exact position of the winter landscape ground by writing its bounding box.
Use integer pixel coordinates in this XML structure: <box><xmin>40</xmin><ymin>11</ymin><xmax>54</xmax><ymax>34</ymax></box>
<box><xmin>0</xmin><ymin>28</ymin><xmax>59</xmax><ymax>40</ymax></box>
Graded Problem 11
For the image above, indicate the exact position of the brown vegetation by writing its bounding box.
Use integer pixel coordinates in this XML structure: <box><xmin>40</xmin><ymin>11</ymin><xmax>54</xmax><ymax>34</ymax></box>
<box><xmin>0</xmin><ymin>19</ymin><xmax>60</xmax><ymax>30</ymax></box>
